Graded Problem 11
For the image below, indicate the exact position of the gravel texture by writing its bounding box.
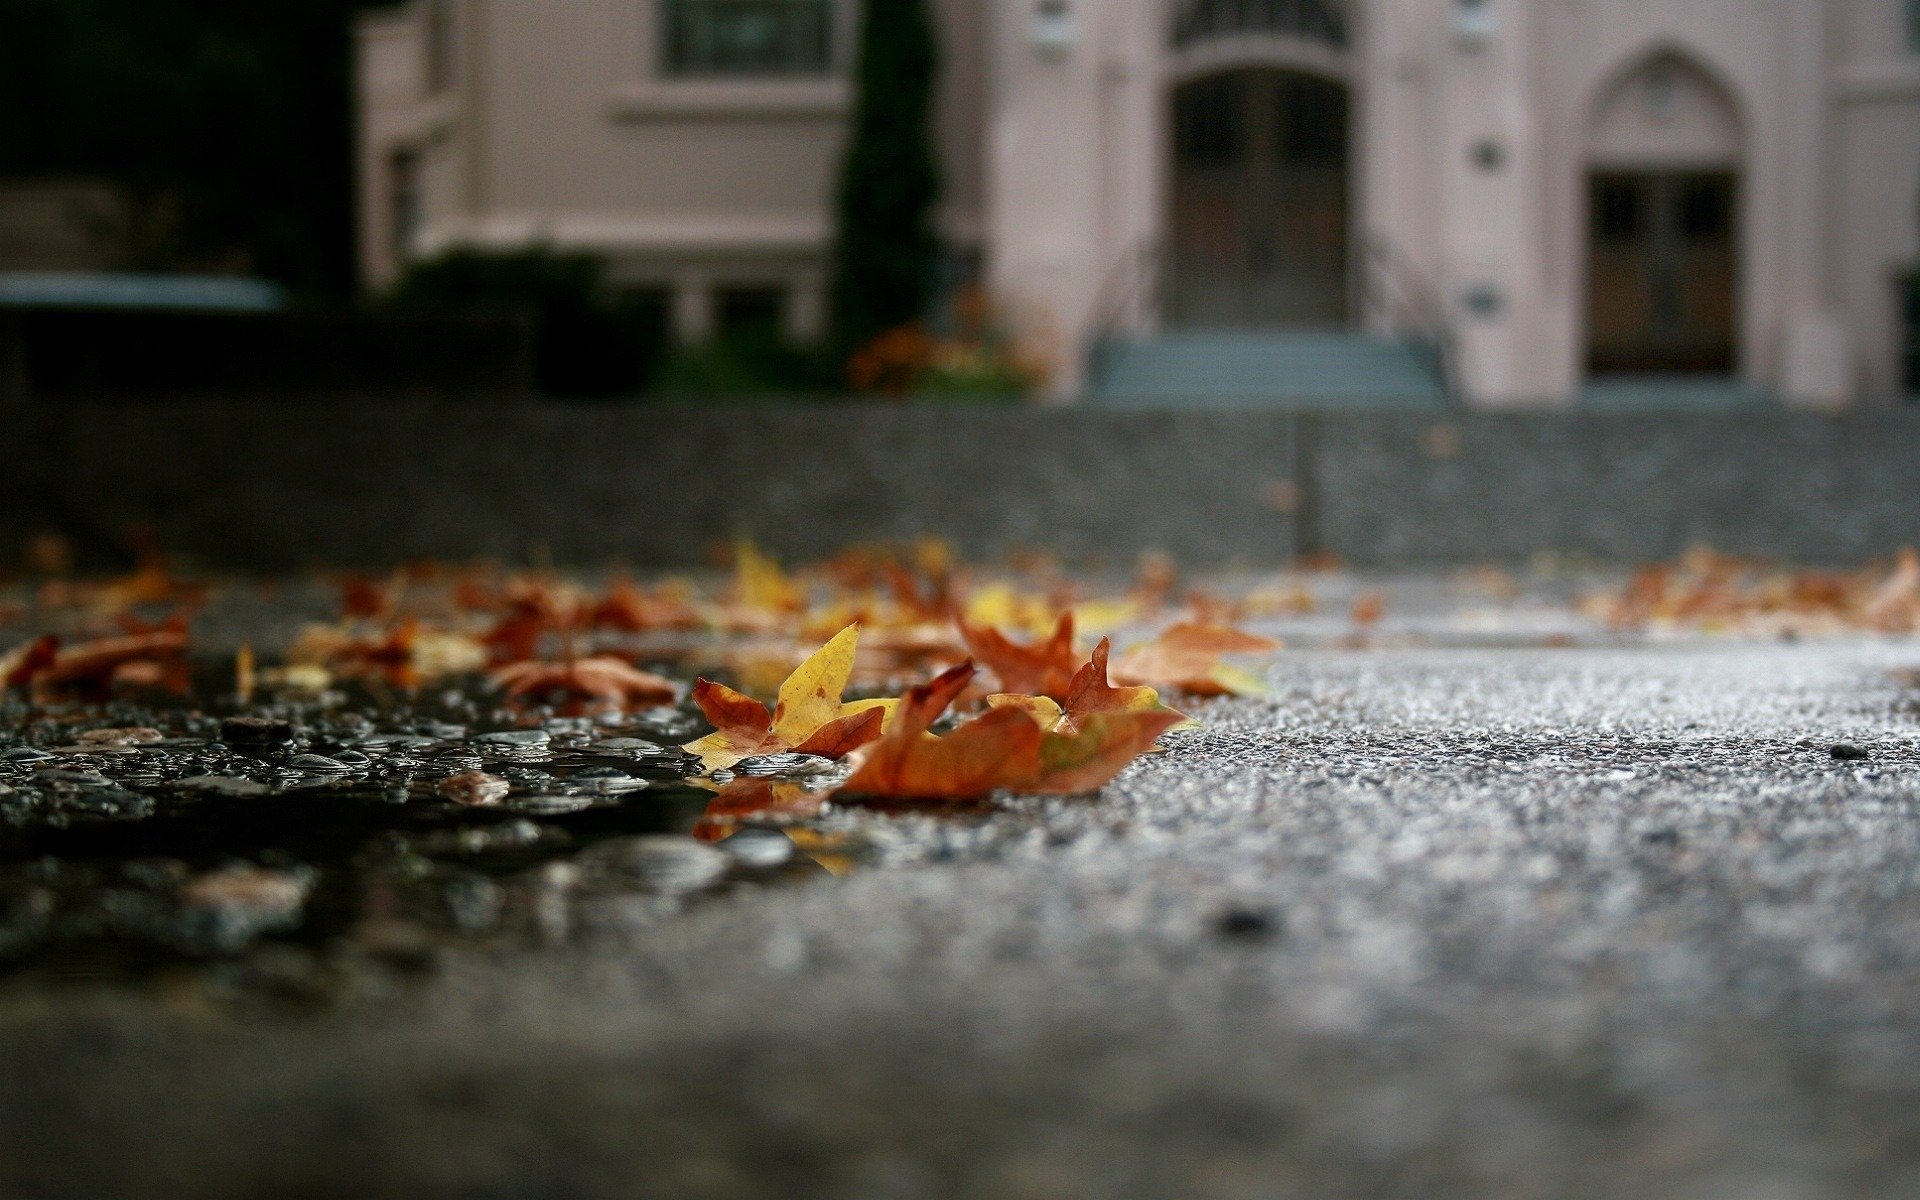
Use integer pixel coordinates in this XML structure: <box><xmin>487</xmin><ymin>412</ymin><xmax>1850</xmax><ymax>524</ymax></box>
<box><xmin>8</xmin><ymin>639</ymin><xmax>1920</xmax><ymax>1199</ymax></box>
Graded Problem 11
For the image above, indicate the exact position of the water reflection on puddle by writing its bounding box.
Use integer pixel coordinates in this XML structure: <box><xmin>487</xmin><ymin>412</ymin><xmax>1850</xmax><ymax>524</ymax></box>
<box><xmin>0</xmin><ymin>675</ymin><xmax>868</xmax><ymax>1006</ymax></box>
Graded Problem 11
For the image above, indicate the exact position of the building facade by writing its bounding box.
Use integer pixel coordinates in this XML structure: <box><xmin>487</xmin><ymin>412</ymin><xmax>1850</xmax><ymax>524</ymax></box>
<box><xmin>357</xmin><ymin>0</ymin><xmax>1920</xmax><ymax>406</ymax></box>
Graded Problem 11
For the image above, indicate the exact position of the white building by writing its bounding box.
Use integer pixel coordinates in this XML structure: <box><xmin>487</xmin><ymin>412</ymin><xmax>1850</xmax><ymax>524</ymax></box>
<box><xmin>357</xmin><ymin>0</ymin><xmax>1920</xmax><ymax>407</ymax></box>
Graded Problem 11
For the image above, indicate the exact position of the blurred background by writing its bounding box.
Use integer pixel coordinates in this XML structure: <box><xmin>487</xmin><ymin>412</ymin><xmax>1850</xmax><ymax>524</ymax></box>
<box><xmin>3</xmin><ymin>0</ymin><xmax>1918</xmax><ymax>410</ymax></box>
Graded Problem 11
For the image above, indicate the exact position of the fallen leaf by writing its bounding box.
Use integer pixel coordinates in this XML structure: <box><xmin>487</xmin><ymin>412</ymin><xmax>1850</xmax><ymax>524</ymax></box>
<box><xmin>337</xmin><ymin>573</ymin><xmax>393</xmax><ymax>620</ymax></box>
<box><xmin>0</xmin><ymin>635</ymin><xmax>58</xmax><ymax>690</ymax></box>
<box><xmin>592</xmin><ymin>579</ymin><xmax>703</xmax><ymax>632</ymax></box>
<box><xmin>990</xmin><ymin>637</ymin><xmax>1179</xmax><ymax>734</ymax></box>
<box><xmin>718</xmin><ymin>541</ymin><xmax>806</xmax><ymax>628</ymax></box>
<box><xmin>438</xmin><ymin>769</ymin><xmax>510</xmax><ymax>807</ymax></box>
<box><xmin>682</xmin><ymin>624</ymin><xmax>893</xmax><ymax>772</ymax></box>
<box><xmin>1112</xmin><ymin>622</ymin><xmax>1279</xmax><ymax>697</ymax></box>
<box><xmin>959</xmin><ymin>612</ymin><xmax>1080</xmax><ymax>699</ymax></box>
<box><xmin>289</xmin><ymin>620</ymin><xmax>485</xmax><ymax>689</ymax></box>
<box><xmin>1024</xmin><ymin>708</ymin><xmax>1185</xmax><ymax>794</ymax></box>
<box><xmin>961</xmin><ymin>582</ymin><xmax>1057</xmax><ymax>636</ymax></box>
<box><xmin>1864</xmin><ymin>548</ymin><xmax>1920</xmax><ymax>633</ymax></box>
<box><xmin>840</xmin><ymin>664</ymin><xmax>1043</xmax><ymax>800</ymax></box>
<box><xmin>840</xmin><ymin>657</ymin><xmax>1182</xmax><ymax>800</ymax></box>
<box><xmin>491</xmin><ymin>656</ymin><xmax>678</xmax><ymax>711</ymax></box>
<box><xmin>33</xmin><ymin>628</ymin><xmax>191</xmax><ymax>699</ymax></box>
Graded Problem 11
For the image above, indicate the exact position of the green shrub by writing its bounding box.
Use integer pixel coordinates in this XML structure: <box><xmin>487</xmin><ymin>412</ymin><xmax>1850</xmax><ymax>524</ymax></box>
<box><xmin>386</xmin><ymin>248</ymin><xmax>665</xmax><ymax>398</ymax></box>
<box><xmin>651</xmin><ymin>325</ymin><xmax>836</xmax><ymax>400</ymax></box>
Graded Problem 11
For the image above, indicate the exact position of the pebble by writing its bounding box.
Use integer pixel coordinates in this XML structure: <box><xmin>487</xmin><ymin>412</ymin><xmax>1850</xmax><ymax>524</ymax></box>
<box><xmin>733</xmin><ymin>753</ymin><xmax>836</xmax><ymax>778</ymax></box>
<box><xmin>220</xmin><ymin>717</ymin><xmax>295</xmax><ymax>746</ymax></box>
<box><xmin>75</xmin><ymin>728</ymin><xmax>165</xmax><ymax>748</ymax></box>
<box><xmin>476</xmin><ymin>730</ymin><xmax>550</xmax><ymax>748</ymax></box>
<box><xmin>1213</xmin><ymin>907</ymin><xmax>1283</xmax><ymax>942</ymax></box>
<box><xmin>176</xmin><ymin>775</ymin><xmax>271</xmax><ymax>798</ymax></box>
<box><xmin>289</xmin><ymin>754</ymin><xmax>353</xmax><ymax>773</ymax></box>
<box><xmin>589</xmin><ymin>737</ymin><xmax>664</xmax><ymax>756</ymax></box>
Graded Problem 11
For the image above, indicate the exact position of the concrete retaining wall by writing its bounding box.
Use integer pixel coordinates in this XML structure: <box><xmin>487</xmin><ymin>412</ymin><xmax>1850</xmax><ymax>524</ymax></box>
<box><xmin>2</xmin><ymin>401</ymin><xmax>1915</xmax><ymax>569</ymax></box>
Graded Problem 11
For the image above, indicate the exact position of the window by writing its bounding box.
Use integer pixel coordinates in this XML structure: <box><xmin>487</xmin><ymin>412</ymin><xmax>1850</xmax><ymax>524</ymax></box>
<box><xmin>1593</xmin><ymin>178</ymin><xmax>1641</xmax><ymax>244</ymax></box>
<box><xmin>661</xmin><ymin>0</ymin><xmax>835</xmax><ymax>77</ymax></box>
<box><xmin>1277</xmin><ymin>74</ymin><xmax>1347</xmax><ymax>165</ymax></box>
<box><xmin>1678</xmin><ymin>178</ymin><xmax>1731</xmax><ymax>242</ymax></box>
<box><xmin>1173</xmin><ymin>0</ymin><xmax>1346</xmax><ymax>50</ymax></box>
<box><xmin>1174</xmin><ymin>75</ymin><xmax>1242</xmax><ymax>167</ymax></box>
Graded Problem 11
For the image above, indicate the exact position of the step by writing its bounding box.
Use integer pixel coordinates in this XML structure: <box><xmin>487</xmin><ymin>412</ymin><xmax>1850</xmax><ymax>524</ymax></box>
<box><xmin>1087</xmin><ymin>332</ymin><xmax>1448</xmax><ymax>409</ymax></box>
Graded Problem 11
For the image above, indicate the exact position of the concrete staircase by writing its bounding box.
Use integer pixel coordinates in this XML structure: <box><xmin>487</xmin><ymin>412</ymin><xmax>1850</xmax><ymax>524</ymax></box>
<box><xmin>1580</xmin><ymin>375</ymin><xmax>1775</xmax><ymax>411</ymax></box>
<box><xmin>1086</xmin><ymin>331</ymin><xmax>1449</xmax><ymax>409</ymax></box>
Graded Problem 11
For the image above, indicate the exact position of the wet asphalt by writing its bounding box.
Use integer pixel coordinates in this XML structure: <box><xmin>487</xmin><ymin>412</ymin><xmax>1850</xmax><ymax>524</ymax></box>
<box><xmin>7</xmin><ymin>637</ymin><xmax>1920</xmax><ymax>1199</ymax></box>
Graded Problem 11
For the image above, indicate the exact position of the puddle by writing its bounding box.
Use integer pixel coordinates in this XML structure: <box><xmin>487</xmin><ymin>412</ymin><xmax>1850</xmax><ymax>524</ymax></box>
<box><xmin>0</xmin><ymin>669</ymin><xmax>860</xmax><ymax>1006</ymax></box>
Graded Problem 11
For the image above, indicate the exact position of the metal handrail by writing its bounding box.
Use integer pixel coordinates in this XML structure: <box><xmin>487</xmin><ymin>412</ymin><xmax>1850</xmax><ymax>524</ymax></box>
<box><xmin>1090</xmin><ymin>239</ymin><xmax>1162</xmax><ymax>345</ymax></box>
<box><xmin>1091</xmin><ymin>233</ymin><xmax>1460</xmax><ymax>404</ymax></box>
<box><xmin>1360</xmin><ymin>234</ymin><xmax>1459</xmax><ymax>404</ymax></box>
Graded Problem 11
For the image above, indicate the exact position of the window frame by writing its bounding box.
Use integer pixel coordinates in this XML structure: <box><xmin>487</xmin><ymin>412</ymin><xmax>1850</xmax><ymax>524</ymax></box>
<box><xmin>658</xmin><ymin>0</ymin><xmax>839</xmax><ymax>80</ymax></box>
<box><xmin>1172</xmin><ymin>0</ymin><xmax>1348</xmax><ymax>51</ymax></box>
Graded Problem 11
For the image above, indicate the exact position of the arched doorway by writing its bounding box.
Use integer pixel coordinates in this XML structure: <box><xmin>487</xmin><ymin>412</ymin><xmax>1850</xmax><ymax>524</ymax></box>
<box><xmin>1163</xmin><ymin>0</ymin><xmax>1352</xmax><ymax>330</ymax></box>
<box><xmin>1585</xmin><ymin>53</ymin><xmax>1744</xmax><ymax>374</ymax></box>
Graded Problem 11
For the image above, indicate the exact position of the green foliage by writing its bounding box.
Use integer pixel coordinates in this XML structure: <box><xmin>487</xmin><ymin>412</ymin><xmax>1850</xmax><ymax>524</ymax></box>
<box><xmin>0</xmin><ymin>0</ymin><xmax>395</xmax><ymax>297</ymax></box>
<box><xmin>828</xmin><ymin>0</ymin><xmax>943</xmax><ymax>358</ymax></box>
<box><xmin>911</xmin><ymin>353</ymin><xmax>1038</xmax><ymax>404</ymax></box>
<box><xmin>652</xmin><ymin>328</ymin><xmax>836</xmax><ymax>400</ymax></box>
<box><xmin>386</xmin><ymin>248</ymin><xmax>667</xmax><ymax>399</ymax></box>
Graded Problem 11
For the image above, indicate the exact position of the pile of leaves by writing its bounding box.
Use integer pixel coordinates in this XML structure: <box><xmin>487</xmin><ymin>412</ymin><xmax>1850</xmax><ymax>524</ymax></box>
<box><xmin>0</xmin><ymin>542</ymin><xmax>1289</xmax><ymax>823</ymax></box>
<box><xmin>1587</xmin><ymin>547</ymin><xmax>1920</xmax><ymax>638</ymax></box>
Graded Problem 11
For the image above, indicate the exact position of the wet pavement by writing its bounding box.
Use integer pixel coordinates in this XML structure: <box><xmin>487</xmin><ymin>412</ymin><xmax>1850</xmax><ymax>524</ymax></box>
<box><xmin>6</xmin><ymin>619</ymin><xmax>1920</xmax><ymax>1197</ymax></box>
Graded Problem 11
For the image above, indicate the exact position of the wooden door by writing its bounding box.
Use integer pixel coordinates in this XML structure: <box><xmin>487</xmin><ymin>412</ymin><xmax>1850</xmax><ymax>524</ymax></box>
<box><xmin>1587</xmin><ymin>171</ymin><xmax>1738</xmax><ymax>373</ymax></box>
<box><xmin>1168</xmin><ymin>70</ymin><xmax>1350</xmax><ymax>329</ymax></box>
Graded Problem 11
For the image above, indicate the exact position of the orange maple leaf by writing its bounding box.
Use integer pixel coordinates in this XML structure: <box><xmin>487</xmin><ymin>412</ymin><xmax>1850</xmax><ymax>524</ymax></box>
<box><xmin>1112</xmin><ymin>622</ymin><xmax>1278</xmax><ymax>697</ymax></box>
<box><xmin>958</xmin><ymin>612</ymin><xmax>1080</xmax><ymax>699</ymax></box>
<box><xmin>592</xmin><ymin>579</ymin><xmax>703</xmax><ymax>632</ymax></box>
<box><xmin>840</xmin><ymin>657</ymin><xmax>1183</xmax><ymax>801</ymax></box>
<box><xmin>0</xmin><ymin>635</ymin><xmax>58</xmax><ymax>690</ymax></box>
<box><xmin>491</xmin><ymin>655</ymin><xmax>678</xmax><ymax>711</ymax></box>
<box><xmin>30</xmin><ymin>628</ymin><xmax>192</xmax><ymax>699</ymax></box>
<box><xmin>988</xmin><ymin>637</ymin><xmax>1179</xmax><ymax>734</ymax></box>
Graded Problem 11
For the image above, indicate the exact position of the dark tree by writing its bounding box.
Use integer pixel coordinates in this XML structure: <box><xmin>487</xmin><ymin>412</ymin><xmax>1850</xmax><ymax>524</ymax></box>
<box><xmin>828</xmin><ymin>0</ymin><xmax>943</xmax><ymax>358</ymax></box>
<box><xmin>0</xmin><ymin>0</ymin><xmax>396</xmax><ymax>299</ymax></box>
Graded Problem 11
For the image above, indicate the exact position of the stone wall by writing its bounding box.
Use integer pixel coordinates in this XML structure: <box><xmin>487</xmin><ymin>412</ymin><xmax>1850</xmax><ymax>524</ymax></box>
<box><xmin>2</xmin><ymin>402</ymin><xmax>1914</xmax><ymax>569</ymax></box>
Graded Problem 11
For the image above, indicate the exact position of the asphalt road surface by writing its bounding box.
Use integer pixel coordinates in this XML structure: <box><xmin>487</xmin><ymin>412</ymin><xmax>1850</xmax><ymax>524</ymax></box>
<box><xmin>7</xmin><ymin>638</ymin><xmax>1920</xmax><ymax>1199</ymax></box>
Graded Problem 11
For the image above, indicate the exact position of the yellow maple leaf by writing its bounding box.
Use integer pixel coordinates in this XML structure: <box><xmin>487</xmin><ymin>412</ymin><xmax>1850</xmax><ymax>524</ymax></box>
<box><xmin>683</xmin><ymin>624</ymin><xmax>896</xmax><ymax>772</ymax></box>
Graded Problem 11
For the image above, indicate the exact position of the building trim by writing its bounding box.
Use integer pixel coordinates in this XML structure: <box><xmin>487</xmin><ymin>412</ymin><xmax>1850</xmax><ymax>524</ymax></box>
<box><xmin>1165</xmin><ymin>33</ymin><xmax>1351</xmax><ymax>85</ymax></box>
<box><xmin>417</xmin><ymin>214</ymin><xmax>831</xmax><ymax>258</ymax></box>
<box><xmin>606</xmin><ymin>79</ymin><xmax>851</xmax><ymax>122</ymax></box>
